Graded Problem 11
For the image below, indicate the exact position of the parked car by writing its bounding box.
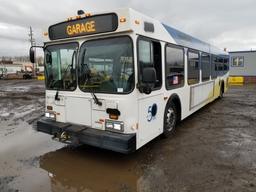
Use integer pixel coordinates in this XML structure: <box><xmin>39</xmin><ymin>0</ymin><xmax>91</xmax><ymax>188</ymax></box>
<box><xmin>22</xmin><ymin>72</ymin><xmax>33</xmax><ymax>79</ymax></box>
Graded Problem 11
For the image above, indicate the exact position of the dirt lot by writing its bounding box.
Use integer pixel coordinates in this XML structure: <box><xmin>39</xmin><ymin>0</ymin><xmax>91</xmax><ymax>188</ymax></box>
<box><xmin>0</xmin><ymin>80</ymin><xmax>256</xmax><ymax>192</ymax></box>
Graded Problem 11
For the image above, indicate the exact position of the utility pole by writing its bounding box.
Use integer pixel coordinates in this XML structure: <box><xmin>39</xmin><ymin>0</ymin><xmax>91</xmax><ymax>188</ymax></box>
<box><xmin>28</xmin><ymin>26</ymin><xmax>36</xmax><ymax>77</ymax></box>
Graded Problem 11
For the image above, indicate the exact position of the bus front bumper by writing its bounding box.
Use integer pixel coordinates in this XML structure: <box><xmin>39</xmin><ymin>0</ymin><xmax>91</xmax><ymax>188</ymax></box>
<box><xmin>37</xmin><ymin>117</ymin><xmax>136</xmax><ymax>154</ymax></box>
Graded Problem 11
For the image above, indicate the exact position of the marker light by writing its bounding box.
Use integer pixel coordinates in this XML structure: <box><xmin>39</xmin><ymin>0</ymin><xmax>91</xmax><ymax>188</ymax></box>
<box><xmin>43</xmin><ymin>32</ymin><xmax>48</xmax><ymax>37</ymax></box>
<box><xmin>85</xmin><ymin>13</ymin><xmax>92</xmax><ymax>17</ymax></box>
<box><xmin>67</xmin><ymin>17</ymin><xmax>75</xmax><ymax>21</ymax></box>
<box><xmin>99</xmin><ymin>119</ymin><xmax>105</xmax><ymax>123</ymax></box>
<box><xmin>120</xmin><ymin>17</ymin><xmax>126</xmax><ymax>23</ymax></box>
<box><xmin>135</xmin><ymin>20</ymin><xmax>140</xmax><ymax>25</ymax></box>
<box><xmin>131</xmin><ymin>123</ymin><xmax>139</xmax><ymax>130</ymax></box>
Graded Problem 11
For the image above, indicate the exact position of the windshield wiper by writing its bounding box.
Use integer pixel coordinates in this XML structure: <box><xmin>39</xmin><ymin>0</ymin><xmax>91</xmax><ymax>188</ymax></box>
<box><xmin>55</xmin><ymin>90</ymin><xmax>60</xmax><ymax>101</ymax></box>
<box><xmin>62</xmin><ymin>50</ymin><xmax>76</xmax><ymax>82</ymax></box>
<box><xmin>82</xmin><ymin>48</ymin><xmax>102</xmax><ymax>106</ymax></box>
<box><xmin>91</xmin><ymin>92</ymin><xmax>102</xmax><ymax>106</ymax></box>
<box><xmin>82</xmin><ymin>63</ymin><xmax>102</xmax><ymax>106</ymax></box>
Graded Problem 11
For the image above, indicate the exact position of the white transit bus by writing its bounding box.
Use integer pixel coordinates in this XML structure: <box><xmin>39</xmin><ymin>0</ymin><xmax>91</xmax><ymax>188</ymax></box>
<box><xmin>30</xmin><ymin>8</ymin><xmax>229</xmax><ymax>153</ymax></box>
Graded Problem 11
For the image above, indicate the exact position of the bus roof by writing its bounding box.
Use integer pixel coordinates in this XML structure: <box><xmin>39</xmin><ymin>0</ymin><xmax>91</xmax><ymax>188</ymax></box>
<box><xmin>46</xmin><ymin>8</ymin><xmax>227</xmax><ymax>56</ymax></box>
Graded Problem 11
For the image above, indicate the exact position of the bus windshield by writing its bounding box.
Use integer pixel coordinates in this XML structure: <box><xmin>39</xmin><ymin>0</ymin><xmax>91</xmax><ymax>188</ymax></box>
<box><xmin>78</xmin><ymin>36</ymin><xmax>134</xmax><ymax>94</ymax></box>
<box><xmin>45</xmin><ymin>43</ymin><xmax>77</xmax><ymax>91</ymax></box>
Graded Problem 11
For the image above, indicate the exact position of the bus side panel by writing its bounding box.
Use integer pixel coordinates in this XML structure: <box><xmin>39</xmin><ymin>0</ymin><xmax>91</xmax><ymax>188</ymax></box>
<box><xmin>212</xmin><ymin>78</ymin><xmax>221</xmax><ymax>99</ymax></box>
<box><xmin>137</xmin><ymin>93</ymin><xmax>165</xmax><ymax>149</ymax></box>
<box><xmin>190</xmin><ymin>81</ymin><xmax>214</xmax><ymax>110</ymax></box>
<box><xmin>169</xmin><ymin>81</ymin><xmax>217</xmax><ymax>123</ymax></box>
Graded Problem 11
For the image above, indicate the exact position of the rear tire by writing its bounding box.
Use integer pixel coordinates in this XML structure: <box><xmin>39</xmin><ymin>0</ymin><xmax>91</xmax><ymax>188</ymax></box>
<box><xmin>162</xmin><ymin>101</ymin><xmax>178</xmax><ymax>138</ymax></box>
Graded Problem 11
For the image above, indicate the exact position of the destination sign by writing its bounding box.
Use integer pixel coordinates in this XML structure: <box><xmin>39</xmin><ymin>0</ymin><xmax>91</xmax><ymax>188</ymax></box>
<box><xmin>48</xmin><ymin>13</ymin><xmax>118</xmax><ymax>40</ymax></box>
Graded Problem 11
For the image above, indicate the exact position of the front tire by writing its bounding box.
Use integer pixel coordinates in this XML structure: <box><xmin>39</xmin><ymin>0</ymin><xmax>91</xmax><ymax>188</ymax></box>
<box><xmin>162</xmin><ymin>101</ymin><xmax>178</xmax><ymax>138</ymax></box>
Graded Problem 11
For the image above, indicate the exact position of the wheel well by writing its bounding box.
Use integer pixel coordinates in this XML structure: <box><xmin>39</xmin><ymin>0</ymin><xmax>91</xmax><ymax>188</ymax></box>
<box><xmin>168</xmin><ymin>94</ymin><xmax>182</xmax><ymax>122</ymax></box>
<box><xmin>221</xmin><ymin>80</ymin><xmax>225</xmax><ymax>93</ymax></box>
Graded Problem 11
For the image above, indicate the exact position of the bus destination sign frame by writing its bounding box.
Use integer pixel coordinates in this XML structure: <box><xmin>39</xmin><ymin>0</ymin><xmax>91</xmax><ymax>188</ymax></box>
<box><xmin>48</xmin><ymin>13</ymin><xmax>118</xmax><ymax>40</ymax></box>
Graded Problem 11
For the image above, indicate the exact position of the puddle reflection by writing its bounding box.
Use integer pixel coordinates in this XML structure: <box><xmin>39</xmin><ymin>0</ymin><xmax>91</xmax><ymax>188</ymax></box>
<box><xmin>40</xmin><ymin>146</ymin><xmax>151</xmax><ymax>192</ymax></box>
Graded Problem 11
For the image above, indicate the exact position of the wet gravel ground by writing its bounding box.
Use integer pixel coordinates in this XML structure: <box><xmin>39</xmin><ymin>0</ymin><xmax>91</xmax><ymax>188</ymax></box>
<box><xmin>0</xmin><ymin>80</ymin><xmax>256</xmax><ymax>192</ymax></box>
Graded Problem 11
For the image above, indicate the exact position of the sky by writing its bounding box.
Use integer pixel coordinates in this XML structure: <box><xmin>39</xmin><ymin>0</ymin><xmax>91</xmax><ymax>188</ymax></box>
<box><xmin>0</xmin><ymin>0</ymin><xmax>256</xmax><ymax>56</ymax></box>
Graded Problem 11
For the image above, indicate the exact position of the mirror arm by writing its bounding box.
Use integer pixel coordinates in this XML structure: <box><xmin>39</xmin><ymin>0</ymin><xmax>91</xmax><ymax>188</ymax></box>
<box><xmin>30</xmin><ymin>45</ymin><xmax>44</xmax><ymax>49</ymax></box>
<box><xmin>136</xmin><ymin>83</ymin><xmax>152</xmax><ymax>95</ymax></box>
<box><xmin>143</xmin><ymin>84</ymin><xmax>152</xmax><ymax>95</ymax></box>
<box><xmin>136</xmin><ymin>83</ymin><xmax>144</xmax><ymax>93</ymax></box>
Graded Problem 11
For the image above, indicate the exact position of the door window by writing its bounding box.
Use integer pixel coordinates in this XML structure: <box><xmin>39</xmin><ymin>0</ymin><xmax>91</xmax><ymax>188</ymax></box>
<box><xmin>138</xmin><ymin>38</ymin><xmax>162</xmax><ymax>90</ymax></box>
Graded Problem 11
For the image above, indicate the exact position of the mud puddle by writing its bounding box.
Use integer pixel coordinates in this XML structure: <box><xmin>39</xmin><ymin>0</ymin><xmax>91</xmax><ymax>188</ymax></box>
<box><xmin>39</xmin><ymin>146</ymin><xmax>155</xmax><ymax>192</ymax></box>
<box><xmin>1</xmin><ymin>80</ymin><xmax>256</xmax><ymax>192</ymax></box>
<box><xmin>1</xmin><ymin>125</ymin><xmax>155</xmax><ymax>192</ymax></box>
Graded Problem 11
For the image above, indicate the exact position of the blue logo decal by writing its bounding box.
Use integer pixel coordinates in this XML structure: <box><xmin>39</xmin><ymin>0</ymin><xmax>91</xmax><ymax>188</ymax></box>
<box><xmin>147</xmin><ymin>103</ymin><xmax>158</xmax><ymax>122</ymax></box>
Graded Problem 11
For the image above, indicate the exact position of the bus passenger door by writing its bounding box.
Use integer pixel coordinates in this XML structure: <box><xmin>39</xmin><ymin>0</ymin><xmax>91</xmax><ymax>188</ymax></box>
<box><xmin>137</xmin><ymin>37</ymin><xmax>164</xmax><ymax>148</ymax></box>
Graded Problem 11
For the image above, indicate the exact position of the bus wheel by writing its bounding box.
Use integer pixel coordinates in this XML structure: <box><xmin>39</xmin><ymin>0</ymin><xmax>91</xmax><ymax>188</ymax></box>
<box><xmin>163</xmin><ymin>102</ymin><xmax>177</xmax><ymax>138</ymax></box>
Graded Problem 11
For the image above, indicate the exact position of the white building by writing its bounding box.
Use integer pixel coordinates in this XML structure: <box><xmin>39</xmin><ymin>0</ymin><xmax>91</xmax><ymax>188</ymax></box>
<box><xmin>229</xmin><ymin>50</ymin><xmax>256</xmax><ymax>83</ymax></box>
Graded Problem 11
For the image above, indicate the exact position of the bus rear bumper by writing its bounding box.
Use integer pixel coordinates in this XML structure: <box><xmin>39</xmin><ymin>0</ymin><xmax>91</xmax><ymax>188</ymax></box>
<box><xmin>37</xmin><ymin>117</ymin><xmax>136</xmax><ymax>154</ymax></box>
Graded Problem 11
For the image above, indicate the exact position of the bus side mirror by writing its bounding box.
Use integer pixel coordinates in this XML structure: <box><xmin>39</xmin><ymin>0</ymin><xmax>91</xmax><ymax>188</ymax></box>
<box><xmin>138</xmin><ymin>67</ymin><xmax>157</xmax><ymax>95</ymax></box>
<box><xmin>29</xmin><ymin>45</ymin><xmax>44</xmax><ymax>64</ymax></box>
<box><xmin>142</xmin><ymin>67</ymin><xmax>157</xmax><ymax>84</ymax></box>
<box><xmin>29</xmin><ymin>47</ymin><xmax>35</xmax><ymax>63</ymax></box>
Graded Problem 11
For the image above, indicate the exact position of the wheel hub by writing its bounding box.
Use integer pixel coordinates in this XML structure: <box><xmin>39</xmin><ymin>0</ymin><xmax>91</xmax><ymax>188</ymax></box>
<box><xmin>166</xmin><ymin>108</ymin><xmax>176</xmax><ymax>131</ymax></box>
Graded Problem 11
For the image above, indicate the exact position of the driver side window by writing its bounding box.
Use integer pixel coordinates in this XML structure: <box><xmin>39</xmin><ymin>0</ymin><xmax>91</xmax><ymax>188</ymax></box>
<box><xmin>138</xmin><ymin>38</ymin><xmax>162</xmax><ymax>90</ymax></box>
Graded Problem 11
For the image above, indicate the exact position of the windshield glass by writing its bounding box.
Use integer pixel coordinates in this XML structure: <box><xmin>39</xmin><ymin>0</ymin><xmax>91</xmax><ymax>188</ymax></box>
<box><xmin>45</xmin><ymin>43</ymin><xmax>78</xmax><ymax>91</ymax></box>
<box><xmin>78</xmin><ymin>36</ymin><xmax>134</xmax><ymax>94</ymax></box>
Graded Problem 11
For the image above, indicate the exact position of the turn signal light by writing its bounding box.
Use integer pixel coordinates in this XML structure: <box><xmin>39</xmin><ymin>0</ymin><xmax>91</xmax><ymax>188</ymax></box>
<box><xmin>109</xmin><ymin>114</ymin><xmax>118</xmax><ymax>120</ymax></box>
<box><xmin>85</xmin><ymin>13</ymin><xmax>92</xmax><ymax>17</ymax></box>
<box><xmin>47</xmin><ymin>105</ymin><xmax>53</xmax><ymax>111</ymax></box>
<box><xmin>135</xmin><ymin>20</ymin><xmax>140</xmax><ymax>25</ymax></box>
<box><xmin>67</xmin><ymin>17</ymin><xmax>73</xmax><ymax>21</ymax></box>
<box><xmin>120</xmin><ymin>17</ymin><xmax>126</xmax><ymax>23</ymax></box>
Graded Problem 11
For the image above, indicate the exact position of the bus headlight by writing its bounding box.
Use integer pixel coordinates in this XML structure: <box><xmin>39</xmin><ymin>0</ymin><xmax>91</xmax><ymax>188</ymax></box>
<box><xmin>45</xmin><ymin>112</ymin><xmax>56</xmax><ymax>119</ymax></box>
<box><xmin>105</xmin><ymin>120</ymin><xmax>124</xmax><ymax>132</ymax></box>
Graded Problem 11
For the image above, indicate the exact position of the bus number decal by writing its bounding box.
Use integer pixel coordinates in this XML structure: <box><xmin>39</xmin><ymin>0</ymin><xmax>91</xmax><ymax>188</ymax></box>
<box><xmin>147</xmin><ymin>103</ymin><xmax>158</xmax><ymax>122</ymax></box>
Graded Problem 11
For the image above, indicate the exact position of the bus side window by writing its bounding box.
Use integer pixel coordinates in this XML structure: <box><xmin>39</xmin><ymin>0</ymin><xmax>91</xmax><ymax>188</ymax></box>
<box><xmin>165</xmin><ymin>45</ymin><xmax>184</xmax><ymax>89</ymax></box>
<box><xmin>201</xmin><ymin>53</ymin><xmax>210</xmax><ymax>82</ymax></box>
<box><xmin>211</xmin><ymin>55</ymin><xmax>217</xmax><ymax>79</ymax></box>
<box><xmin>138</xmin><ymin>38</ymin><xmax>162</xmax><ymax>90</ymax></box>
<box><xmin>188</xmin><ymin>50</ymin><xmax>200</xmax><ymax>85</ymax></box>
<box><xmin>218</xmin><ymin>57</ymin><xmax>224</xmax><ymax>71</ymax></box>
<box><xmin>215</xmin><ymin>58</ymin><xmax>218</xmax><ymax>71</ymax></box>
<box><xmin>223</xmin><ymin>58</ymin><xmax>229</xmax><ymax>71</ymax></box>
